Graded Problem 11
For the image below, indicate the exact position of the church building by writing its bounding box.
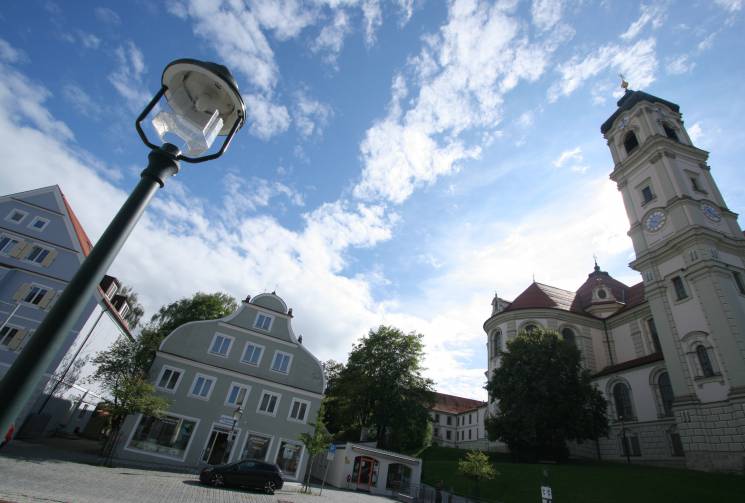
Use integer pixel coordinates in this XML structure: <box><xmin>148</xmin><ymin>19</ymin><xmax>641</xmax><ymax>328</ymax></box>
<box><xmin>484</xmin><ymin>89</ymin><xmax>745</xmax><ymax>472</ymax></box>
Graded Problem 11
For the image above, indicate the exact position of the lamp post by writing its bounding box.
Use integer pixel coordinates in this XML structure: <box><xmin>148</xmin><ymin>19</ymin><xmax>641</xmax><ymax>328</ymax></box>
<box><xmin>619</xmin><ymin>415</ymin><xmax>631</xmax><ymax>464</ymax></box>
<box><xmin>0</xmin><ymin>59</ymin><xmax>245</xmax><ymax>436</ymax></box>
<box><xmin>225</xmin><ymin>406</ymin><xmax>243</xmax><ymax>464</ymax></box>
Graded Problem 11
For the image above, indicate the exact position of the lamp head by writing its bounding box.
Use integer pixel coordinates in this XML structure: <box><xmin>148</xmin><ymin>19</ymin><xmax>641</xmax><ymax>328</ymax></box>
<box><xmin>137</xmin><ymin>58</ymin><xmax>245</xmax><ymax>162</ymax></box>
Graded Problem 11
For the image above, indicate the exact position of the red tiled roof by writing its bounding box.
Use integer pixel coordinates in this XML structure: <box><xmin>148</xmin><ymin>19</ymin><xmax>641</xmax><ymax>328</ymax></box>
<box><xmin>432</xmin><ymin>392</ymin><xmax>486</xmax><ymax>414</ymax></box>
<box><xmin>60</xmin><ymin>189</ymin><xmax>93</xmax><ymax>257</ymax></box>
<box><xmin>504</xmin><ymin>282</ymin><xmax>576</xmax><ymax>312</ymax></box>
<box><xmin>571</xmin><ymin>269</ymin><xmax>630</xmax><ymax>312</ymax></box>
<box><xmin>593</xmin><ymin>352</ymin><xmax>664</xmax><ymax>378</ymax></box>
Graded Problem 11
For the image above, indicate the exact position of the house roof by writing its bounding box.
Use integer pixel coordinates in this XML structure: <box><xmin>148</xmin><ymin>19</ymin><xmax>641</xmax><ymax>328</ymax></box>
<box><xmin>593</xmin><ymin>352</ymin><xmax>664</xmax><ymax>378</ymax></box>
<box><xmin>59</xmin><ymin>189</ymin><xmax>93</xmax><ymax>257</ymax></box>
<box><xmin>432</xmin><ymin>392</ymin><xmax>486</xmax><ymax>414</ymax></box>
<box><xmin>504</xmin><ymin>282</ymin><xmax>576</xmax><ymax>312</ymax></box>
<box><xmin>600</xmin><ymin>89</ymin><xmax>681</xmax><ymax>134</ymax></box>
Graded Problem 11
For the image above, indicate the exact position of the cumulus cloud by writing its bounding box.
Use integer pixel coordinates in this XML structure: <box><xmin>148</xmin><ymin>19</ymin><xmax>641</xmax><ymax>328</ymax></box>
<box><xmin>311</xmin><ymin>9</ymin><xmax>351</xmax><ymax>64</ymax></box>
<box><xmin>714</xmin><ymin>0</ymin><xmax>742</xmax><ymax>12</ymax></box>
<box><xmin>531</xmin><ymin>0</ymin><xmax>564</xmax><ymax>31</ymax></box>
<box><xmin>62</xmin><ymin>84</ymin><xmax>100</xmax><ymax>119</ymax></box>
<box><xmin>94</xmin><ymin>7</ymin><xmax>121</xmax><ymax>25</ymax></box>
<box><xmin>0</xmin><ymin>38</ymin><xmax>26</xmax><ymax>63</ymax></box>
<box><xmin>294</xmin><ymin>90</ymin><xmax>333</xmax><ymax>138</ymax></box>
<box><xmin>243</xmin><ymin>94</ymin><xmax>291</xmax><ymax>140</ymax></box>
<box><xmin>666</xmin><ymin>54</ymin><xmax>695</xmax><ymax>75</ymax></box>
<box><xmin>553</xmin><ymin>146</ymin><xmax>589</xmax><ymax>173</ymax></box>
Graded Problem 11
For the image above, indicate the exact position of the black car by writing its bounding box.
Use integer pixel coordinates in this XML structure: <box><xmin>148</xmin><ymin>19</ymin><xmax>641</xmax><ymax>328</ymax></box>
<box><xmin>199</xmin><ymin>459</ymin><xmax>284</xmax><ymax>494</ymax></box>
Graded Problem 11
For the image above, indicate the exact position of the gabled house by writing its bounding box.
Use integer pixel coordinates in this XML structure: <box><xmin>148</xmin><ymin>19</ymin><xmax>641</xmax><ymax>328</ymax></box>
<box><xmin>114</xmin><ymin>292</ymin><xmax>325</xmax><ymax>480</ymax></box>
<box><xmin>0</xmin><ymin>186</ymin><xmax>132</xmax><ymax>435</ymax></box>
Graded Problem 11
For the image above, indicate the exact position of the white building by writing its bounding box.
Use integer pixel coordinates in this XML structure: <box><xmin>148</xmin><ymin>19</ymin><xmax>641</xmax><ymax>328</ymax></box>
<box><xmin>485</xmin><ymin>89</ymin><xmax>745</xmax><ymax>472</ymax></box>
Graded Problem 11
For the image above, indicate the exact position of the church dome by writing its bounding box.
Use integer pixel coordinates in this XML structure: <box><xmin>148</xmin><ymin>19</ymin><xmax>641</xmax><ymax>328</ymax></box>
<box><xmin>251</xmin><ymin>292</ymin><xmax>289</xmax><ymax>314</ymax></box>
<box><xmin>571</xmin><ymin>263</ymin><xmax>630</xmax><ymax>313</ymax></box>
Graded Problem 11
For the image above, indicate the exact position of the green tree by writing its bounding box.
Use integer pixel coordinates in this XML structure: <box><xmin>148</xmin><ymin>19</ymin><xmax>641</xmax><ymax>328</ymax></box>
<box><xmin>137</xmin><ymin>292</ymin><xmax>237</xmax><ymax>369</ymax></box>
<box><xmin>323</xmin><ymin>326</ymin><xmax>435</xmax><ymax>452</ymax></box>
<box><xmin>90</xmin><ymin>337</ymin><xmax>169</xmax><ymax>458</ymax></box>
<box><xmin>298</xmin><ymin>402</ymin><xmax>332</xmax><ymax>493</ymax></box>
<box><xmin>457</xmin><ymin>450</ymin><xmax>498</xmax><ymax>498</ymax></box>
<box><xmin>485</xmin><ymin>327</ymin><xmax>608</xmax><ymax>462</ymax></box>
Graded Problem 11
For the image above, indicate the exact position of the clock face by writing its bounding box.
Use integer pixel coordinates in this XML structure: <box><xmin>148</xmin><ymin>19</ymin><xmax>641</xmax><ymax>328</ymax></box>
<box><xmin>645</xmin><ymin>210</ymin><xmax>666</xmax><ymax>232</ymax></box>
<box><xmin>701</xmin><ymin>202</ymin><xmax>722</xmax><ymax>222</ymax></box>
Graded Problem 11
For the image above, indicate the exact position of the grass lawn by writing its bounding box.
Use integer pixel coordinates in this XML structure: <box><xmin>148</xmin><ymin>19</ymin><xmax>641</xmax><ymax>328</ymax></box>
<box><xmin>420</xmin><ymin>446</ymin><xmax>745</xmax><ymax>503</ymax></box>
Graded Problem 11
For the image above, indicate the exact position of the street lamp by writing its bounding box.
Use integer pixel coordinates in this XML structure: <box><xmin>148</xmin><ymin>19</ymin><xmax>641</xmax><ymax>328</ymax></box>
<box><xmin>224</xmin><ymin>405</ymin><xmax>244</xmax><ymax>464</ymax></box>
<box><xmin>0</xmin><ymin>59</ymin><xmax>245</xmax><ymax>436</ymax></box>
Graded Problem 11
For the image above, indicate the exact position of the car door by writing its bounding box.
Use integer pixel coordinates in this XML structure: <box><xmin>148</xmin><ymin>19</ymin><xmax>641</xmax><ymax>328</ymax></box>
<box><xmin>222</xmin><ymin>463</ymin><xmax>242</xmax><ymax>486</ymax></box>
<box><xmin>237</xmin><ymin>461</ymin><xmax>256</xmax><ymax>487</ymax></box>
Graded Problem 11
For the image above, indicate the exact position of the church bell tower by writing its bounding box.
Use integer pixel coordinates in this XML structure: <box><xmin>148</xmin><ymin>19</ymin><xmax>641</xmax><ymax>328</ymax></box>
<box><xmin>602</xmin><ymin>89</ymin><xmax>745</xmax><ymax>471</ymax></box>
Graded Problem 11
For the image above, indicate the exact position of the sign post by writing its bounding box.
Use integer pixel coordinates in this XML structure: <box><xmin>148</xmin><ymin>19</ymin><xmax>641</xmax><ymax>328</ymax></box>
<box><xmin>320</xmin><ymin>444</ymin><xmax>336</xmax><ymax>496</ymax></box>
<box><xmin>540</xmin><ymin>467</ymin><xmax>553</xmax><ymax>503</ymax></box>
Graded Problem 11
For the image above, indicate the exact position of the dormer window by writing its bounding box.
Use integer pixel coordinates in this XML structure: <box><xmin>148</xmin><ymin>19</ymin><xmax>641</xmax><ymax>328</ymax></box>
<box><xmin>624</xmin><ymin>131</ymin><xmax>639</xmax><ymax>154</ymax></box>
<box><xmin>254</xmin><ymin>313</ymin><xmax>273</xmax><ymax>331</ymax></box>
<box><xmin>663</xmin><ymin>123</ymin><xmax>678</xmax><ymax>142</ymax></box>
<box><xmin>597</xmin><ymin>288</ymin><xmax>607</xmax><ymax>299</ymax></box>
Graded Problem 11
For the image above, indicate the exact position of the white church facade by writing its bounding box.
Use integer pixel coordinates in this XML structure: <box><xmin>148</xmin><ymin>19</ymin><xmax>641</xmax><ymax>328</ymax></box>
<box><xmin>484</xmin><ymin>89</ymin><xmax>745</xmax><ymax>472</ymax></box>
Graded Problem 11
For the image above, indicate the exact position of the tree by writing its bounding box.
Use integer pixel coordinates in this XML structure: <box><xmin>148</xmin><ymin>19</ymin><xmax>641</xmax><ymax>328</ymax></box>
<box><xmin>323</xmin><ymin>326</ymin><xmax>435</xmax><ymax>452</ymax></box>
<box><xmin>90</xmin><ymin>337</ymin><xmax>169</xmax><ymax>458</ymax></box>
<box><xmin>485</xmin><ymin>327</ymin><xmax>608</xmax><ymax>462</ymax></box>
<box><xmin>117</xmin><ymin>284</ymin><xmax>145</xmax><ymax>329</ymax></box>
<box><xmin>137</xmin><ymin>292</ymin><xmax>237</xmax><ymax>369</ymax></box>
<box><xmin>298</xmin><ymin>401</ymin><xmax>332</xmax><ymax>493</ymax></box>
<box><xmin>458</xmin><ymin>450</ymin><xmax>498</xmax><ymax>498</ymax></box>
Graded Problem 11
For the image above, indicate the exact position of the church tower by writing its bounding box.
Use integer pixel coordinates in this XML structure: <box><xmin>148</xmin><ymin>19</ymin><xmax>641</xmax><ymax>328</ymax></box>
<box><xmin>602</xmin><ymin>89</ymin><xmax>745</xmax><ymax>471</ymax></box>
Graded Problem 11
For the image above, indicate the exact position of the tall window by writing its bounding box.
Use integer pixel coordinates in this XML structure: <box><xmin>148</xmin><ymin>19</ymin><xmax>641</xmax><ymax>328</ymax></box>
<box><xmin>288</xmin><ymin>398</ymin><xmax>309</xmax><ymax>423</ymax></box>
<box><xmin>226</xmin><ymin>383</ymin><xmax>249</xmax><ymax>406</ymax></box>
<box><xmin>241</xmin><ymin>343</ymin><xmax>264</xmax><ymax>366</ymax></box>
<box><xmin>647</xmin><ymin>318</ymin><xmax>662</xmax><ymax>353</ymax></box>
<box><xmin>189</xmin><ymin>375</ymin><xmax>215</xmax><ymax>399</ymax></box>
<box><xmin>624</xmin><ymin>131</ymin><xmax>639</xmax><ymax>154</ymax></box>
<box><xmin>524</xmin><ymin>324</ymin><xmax>538</xmax><ymax>335</ymax></box>
<box><xmin>156</xmin><ymin>367</ymin><xmax>182</xmax><ymax>392</ymax></box>
<box><xmin>254</xmin><ymin>313</ymin><xmax>273</xmax><ymax>331</ymax></box>
<box><xmin>690</xmin><ymin>176</ymin><xmax>704</xmax><ymax>192</ymax></box>
<box><xmin>612</xmin><ymin>382</ymin><xmax>634</xmax><ymax>420</ymax></box>
<box><xmin>562</xmin><ymin>328</ymin><xmax>576</xmax><ymax>346</ymax></box>
<box><xmin>696</xmin><ymin>345</ymin><xmax>715</xmax><ymax>377</ymax></box>
<box><xmin>663</xmin><ymin>124</ymin><xmax>679</xmax><ymax>141</ymax></box>
<box><xmin>271</xmin><ymin>351</ymin><xmax>292</xmax><ymax>374</ymax></box>
<box><xmin>23</xmin><ymin>285</ymin><xmax>49</xmax><ymax>305</ymax></box>
<box><xmin>671</xmin><ymin>276</ymin><xmax>688</xmax><ymax>301</ymax></box>
<box><xmin>641</xmin><ymin>185</ymin><xmax>654</xmax><ymax>204</ymax></box>
<box><xmin>492</xmin><ymin>329</ymin><xmax>502</xmax><ymax>358</ymax></box>
<box><xmin>258</xmin><ymin>391</ymin><xmax>280</xmax><ymax>415</ymax></box>
<box><xmin>209</xmin><ymin>334</ymin><xmax>233</xmax><ymax>357</ymax></box>
<box><xmin>658</xmin><ymin>372</ymin><xmax>674</xmax><ymax>417</ymax></box>
<box><xmin>26</xmin><ymin>245</ymin><xmax>50</xmax><ymax>264</ymax></box>
<box><xmin>0</xmin><ymin>235</ymin><xmax>20</xmax><ymax>254</ymax></box>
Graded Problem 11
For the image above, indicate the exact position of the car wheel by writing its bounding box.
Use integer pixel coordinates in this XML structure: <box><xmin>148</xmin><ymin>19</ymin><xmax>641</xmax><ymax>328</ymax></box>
<box><xmin>264</xmin><ymin>480</ymin><xmax>276</xmax><ymax>495</ymax></box>
<box><xmin>211</xmin><ymin>473</ymin><xmax>224</xmax><ymax>487</ymax></box>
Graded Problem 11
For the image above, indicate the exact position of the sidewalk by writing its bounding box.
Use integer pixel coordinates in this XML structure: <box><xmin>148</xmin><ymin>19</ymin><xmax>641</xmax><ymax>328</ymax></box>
<box><xmin>0</xmin><ymin>439</ymin><xmax>394</xmax><ymax>503</ymax></box>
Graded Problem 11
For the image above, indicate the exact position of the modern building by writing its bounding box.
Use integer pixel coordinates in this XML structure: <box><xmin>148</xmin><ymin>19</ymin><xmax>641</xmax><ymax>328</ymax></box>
<box><xmin>484</xmin><ymin>89</ymin><xmax>745</xmax><ymax>472</ymax></box>
<box><xmin>114</xmin><ymin>292</ymin><xmax>325</xmax><ymax>480</ymax></box>
<box><xmin>0</xmin><ymin>186</ymin><xmax>132</xmax><ymax>435</ymax></box>
<box><xmin>430</xmin><ymin>392</ymin><xmax>488</xmax><ymax>449</ymax></box>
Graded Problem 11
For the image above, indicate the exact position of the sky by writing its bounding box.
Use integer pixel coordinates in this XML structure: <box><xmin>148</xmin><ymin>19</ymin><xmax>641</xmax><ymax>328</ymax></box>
<box><xmin>1</xmin><ymin>0</ymin><xmax>744</xmax><ymax>400</ymax></box>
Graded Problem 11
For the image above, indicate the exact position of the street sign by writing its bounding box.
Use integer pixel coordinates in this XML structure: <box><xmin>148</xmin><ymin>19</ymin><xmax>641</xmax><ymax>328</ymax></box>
<box><xmin>327</xmin><ymin>444</ymin><xmax>336</xmax><ymax>460</ymax></box>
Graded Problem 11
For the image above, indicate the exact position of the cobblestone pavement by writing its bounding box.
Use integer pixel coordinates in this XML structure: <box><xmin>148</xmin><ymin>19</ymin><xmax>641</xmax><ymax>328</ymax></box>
<box><xmin>0</xmin><ymin>442</ymin><xmax>392</xmax><ymax>503</ymax></box>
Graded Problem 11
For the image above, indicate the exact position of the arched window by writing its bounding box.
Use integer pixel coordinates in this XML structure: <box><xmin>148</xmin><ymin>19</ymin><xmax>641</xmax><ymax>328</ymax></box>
<box><xmin>663</xmin><ymin>124</ymin><xmax>678</xmax><ymax>141</ymax></box>
<box><xmin>492</xmin><ymin>330</ymin><xmax>502</xmax><ymax>358</ymax></box>
<box><xmin>696</xmin><ymin>345</ymin><xmax>715</xmax><ymax>377</ymax></box>
<box><xmin>613</xmin><ymin>382</ymin><xmax>634</xmax><ymax>420</ymax></box>
<box><xmin>524</xmin><ymin>324</ymin><xmax>538</xmax><ymax>335</ymax></box>
<box><xmin>561</xmin><ymin>328</ymin><xmax>576</xmax><ymax>346</ymax></box>
<box><xmin>624</xmin><ymin>131</ymin><xmax>639</xmax><ymax>154</ymax></box>
<box><xmin>658</xmin><ymin>372</ymin><xmax>674</xmax><ymax>417</ymax></box>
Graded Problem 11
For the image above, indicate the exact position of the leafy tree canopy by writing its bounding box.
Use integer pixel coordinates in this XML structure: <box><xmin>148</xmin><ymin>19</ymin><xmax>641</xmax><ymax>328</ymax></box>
<box><xmin>137</xmin><ymin>292</ymin><xmax>237</xmax><ymax>369</ymax></box>
<box><xmin>485</xmin><ymin>327</ymin><xmax>608</xmax><ymax>462</ymax></box>
<box><xmin>323</xmin><ymin>325</ymin><xmax>435</xmax><ymax>453</ymax></box>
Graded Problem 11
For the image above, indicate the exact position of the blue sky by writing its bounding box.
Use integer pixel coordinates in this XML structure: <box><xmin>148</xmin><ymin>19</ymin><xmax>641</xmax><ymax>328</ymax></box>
<box><xmin>1</xmin><ymin>0</ymin><xmax>744</xmax><ymax>399</ymax></box>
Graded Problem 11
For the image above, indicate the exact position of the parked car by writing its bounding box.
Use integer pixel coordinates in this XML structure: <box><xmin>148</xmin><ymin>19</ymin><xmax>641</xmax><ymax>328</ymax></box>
<box><xmin>199</xmin><ymin>459</ymin><xmax>284</xmax><ymax>494</ymax></box>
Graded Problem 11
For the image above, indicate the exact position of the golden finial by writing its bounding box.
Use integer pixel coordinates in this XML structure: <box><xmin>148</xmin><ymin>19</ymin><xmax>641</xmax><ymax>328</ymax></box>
<box><xmin>619</xmin><ymin>73</ymin><xmax>629</xmax><ymax>90</ymax></box>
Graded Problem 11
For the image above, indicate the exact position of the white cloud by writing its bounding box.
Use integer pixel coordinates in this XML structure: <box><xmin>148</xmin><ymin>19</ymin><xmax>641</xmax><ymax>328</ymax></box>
<box><xmin>714</xmin><ymin>0</ymin><xmax>743</xmax><ymax>12</ymax></box>
<box><xmin>222</xmin><ymin>173</ymin><xmax>304</xmax><ymax>219</ymax></box>
<box><xmin>666</xmin><ymin>54</ymin><xmax>695</xmax><ymax>75</ymax></box>
<box><xmin>77</xmin><ymin>32</ymin><xmax>101</xmax><ymax>49</ymax></box>
<box><xmin>548</xmin><ymin>38</ymin><xmax>657</xmax><ymax>102</ymax></box>
<box><xmin>355</xmin><ymin>0</ymin><xmax>564</xmax><ymax>204</ymax></box>
<box><xmin>108</xmin><ymin>41</ymin><xmax>150</xmax><ymax>113</ymax></box>
<box><xmin>553</xmin><ymin>146</ymin><xmax>589</xmax><ymax>173</ymax></box>
<box><xmin>311</xmin><ymin>9</ymin><xmax>351</xmax><ymax>64</ymax></box>
<box><xmin>294</xmin><ymin>90</ymin><xmax>333</xmax><ymax>137</ymax></box>
<box><xmin>517</xmin><ymin>111</ymin><xmax>534</xmax><ymax>128</ymax></box>
<box><xmin>250</xmin><ymin>0</ymin><xmax>317</xmax><ymax>40</ymax></box>
<box><xmin>62</xmin><ymin>84</ymin><xmax>99</xmax><ymax>119</ymax></box>
<box><xmin>531</xmin><ymin>0</ymin><xmax>564</xmax><ymax>31</ymax></box>
<box><xmin>94</xmin><ymin>7</ymin><xmax>121</xmax><ymax>25</ymax></box>
<box><xmin>362</xmin><ymin>0</ymin><xmax>383</xmax><ymax>45</ymax></box>
<box><xmin>0</xmin><ymin>38</ymin><xmax>26</xmax><ymax>63</ymax></box>
<box><xmin>688</xmin><ymin>122</ymin><xmax>703</xmax><ymax>144</ymax></box>
<box><xmin>243</xmin><ymin>94</ymin><xmax>291</xmax><ymax>139</ymax></box>
<box><xmin>620</xmin><ymin>2</ymin><xmax>667</xmax><ymax>41</ymax></box>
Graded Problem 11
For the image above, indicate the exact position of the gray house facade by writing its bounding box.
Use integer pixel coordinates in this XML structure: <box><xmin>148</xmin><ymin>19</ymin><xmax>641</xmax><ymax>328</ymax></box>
<box><xmin>114</xmin><ymin>293</ymin><xmax>325</xmax><ymax>480</ymax></box>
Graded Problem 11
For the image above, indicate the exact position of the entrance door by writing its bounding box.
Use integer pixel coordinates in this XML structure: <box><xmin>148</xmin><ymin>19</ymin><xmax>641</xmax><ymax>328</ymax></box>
<box><xmin>353</xmin><ymin>456</ymin><xmax>378</xmax><ymax>491</ymax></box>
<box><xmin>203</xmin><ymin>427</ymin><xmax>231</xmax><ymax>465</ymax></box>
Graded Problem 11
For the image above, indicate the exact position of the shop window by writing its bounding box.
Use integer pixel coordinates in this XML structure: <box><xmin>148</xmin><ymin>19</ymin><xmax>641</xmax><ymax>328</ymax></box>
<box><xmin>128</xmin><ymin>414</ymin><xmax>196</xmax><ymax>460</ymax></box>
